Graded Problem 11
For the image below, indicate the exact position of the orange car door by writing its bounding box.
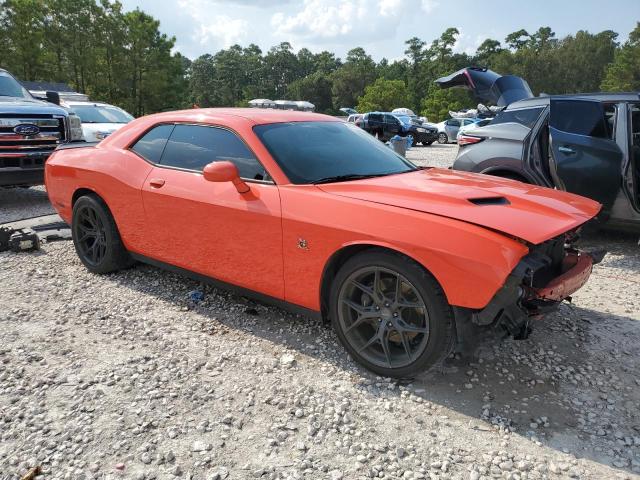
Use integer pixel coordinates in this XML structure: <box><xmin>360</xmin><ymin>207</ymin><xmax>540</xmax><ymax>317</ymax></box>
<box><xmin>138</xmin><ymin>124</ymin><xmax>284</xmax><ymax>300</ymax></box>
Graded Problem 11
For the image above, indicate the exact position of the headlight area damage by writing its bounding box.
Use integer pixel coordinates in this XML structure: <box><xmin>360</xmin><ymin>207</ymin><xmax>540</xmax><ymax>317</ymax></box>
<box><xmin>454</xmin><ymin>229</ymin><xmax>606</xmax><ymax>346</ymax></box>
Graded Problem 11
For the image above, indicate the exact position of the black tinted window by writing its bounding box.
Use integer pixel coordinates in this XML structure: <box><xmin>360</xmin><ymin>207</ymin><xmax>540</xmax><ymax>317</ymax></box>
<box><xmin>160</xmin><ymin>125</ymin><xmax>266</xmax><ymax>180</ymax></box>
<box><xmin>490</xmin><ymin>107</ymin><xmax>543</xmax><ymax>129</ymax></box>
<box><xmin>254</xmin><ymin>121</ymin><xmax>416</xmax><ymax>184</ymax></box>
<box><xmin>550</xmin><ymin>101</ymin><xmax>608</xmax><ymax>138</ymax></box>
<box><xmin>446</xmin><ymin>119</ymin><xmax>461</xmax><ymax>127</ymax></box>
<box><xmin>131</xmin><ymin>124</ymin><xmax>174</xmax><ymax>163</ymax></box>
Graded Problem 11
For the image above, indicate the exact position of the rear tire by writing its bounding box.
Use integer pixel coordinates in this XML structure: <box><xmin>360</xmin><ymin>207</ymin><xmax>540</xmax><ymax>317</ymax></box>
<box><xmin>329</xmin><ymin>249</ymin><xmax>455</xmax><ymax>378</ymax></box>
<box><xmin>72</xmin><ymin>194</ymin><xmax>133</xmax><ymax>274</ymax></box>
<box><xmin>437</xmin><ymin>133</ymin><xmax>448</xmax><ymax>144</ymax></box>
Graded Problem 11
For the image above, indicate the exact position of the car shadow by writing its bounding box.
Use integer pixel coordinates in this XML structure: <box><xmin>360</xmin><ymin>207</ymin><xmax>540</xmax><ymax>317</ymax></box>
<box><xmin>105</xmin><ymin>232</ymin><xmax>639</xmax><ymax>475</ymax></box>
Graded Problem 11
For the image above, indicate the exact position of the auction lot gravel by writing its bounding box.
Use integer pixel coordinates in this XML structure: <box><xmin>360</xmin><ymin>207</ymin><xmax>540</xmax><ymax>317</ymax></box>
<box><xmin>1</xmin><ymin>144</ymin><xmax>639</xmax><ymax>480</ymax></box>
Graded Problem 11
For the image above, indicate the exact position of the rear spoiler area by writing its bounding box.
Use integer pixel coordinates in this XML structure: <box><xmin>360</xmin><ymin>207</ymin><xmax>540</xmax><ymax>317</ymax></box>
<box><xmin>56</xmin><ymin>141</ymin><xmax>99</xmax><ymax>150</ymax></box>
<box><xmin>435</xmin><ymin>67</ymin><xmax>534</xmax><ymax>107</ymax></box>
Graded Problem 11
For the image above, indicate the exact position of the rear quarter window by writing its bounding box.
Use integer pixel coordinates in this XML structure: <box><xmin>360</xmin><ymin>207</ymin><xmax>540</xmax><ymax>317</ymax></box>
<box><xmin>490</xmin><ymin>107</ymin><xmax>544</xmax><ymax>129</ymax></box>
<box><xmin>130</xmin><ymin>124</ymin><xmax>174</xmax><ymax>163</ymax></box>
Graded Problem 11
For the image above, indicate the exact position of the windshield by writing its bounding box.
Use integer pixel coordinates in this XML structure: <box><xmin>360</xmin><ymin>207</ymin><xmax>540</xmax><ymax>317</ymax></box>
<box><xmin>395</xmin><ymin>115</ymin><xmax>412</xmax><ymax>126</ymax></box>
<box><xmin>254</xmin><ymin>121</ymin><xmax>417</xmax><ymax>184</ymax></box>
<box><xmin>0</xmin><ymin>71</ymin><xmax>31</xmax><ymax>98</ymax></box>
<box><xmin>71</xmin><ymin>104</ymin><xmax>134</xmax><ymax>123</ymax></box>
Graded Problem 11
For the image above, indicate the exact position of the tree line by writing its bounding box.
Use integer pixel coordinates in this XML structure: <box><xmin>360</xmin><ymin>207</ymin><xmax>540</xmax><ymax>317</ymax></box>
<box><xmin>1</xmin><ymin>1</ymin><xmax>638</xmax><ymax>122</ymax></box>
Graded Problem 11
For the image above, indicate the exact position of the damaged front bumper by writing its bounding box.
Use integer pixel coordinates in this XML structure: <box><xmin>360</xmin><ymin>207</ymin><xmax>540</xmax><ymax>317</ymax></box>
<box><xmin>457</xmin><ymin>233</ymin><xmax>605</xmax><ymax>341</ymax></box>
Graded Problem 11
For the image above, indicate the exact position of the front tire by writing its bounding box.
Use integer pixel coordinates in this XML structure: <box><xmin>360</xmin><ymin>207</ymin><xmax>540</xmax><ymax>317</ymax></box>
<box><xmin>437</xmin><ymin>133</ymin><xmax>448</xmax><ymax>144</ymax></box>
<box><xmin>72</xmin><ymin>194</ymin><xmax>133</xmax><ymax>274</ymax></box>
<box><xmin>330</xmin><ymin>249</ymin><xmax>454</xmax><ymax>378</ymax></box>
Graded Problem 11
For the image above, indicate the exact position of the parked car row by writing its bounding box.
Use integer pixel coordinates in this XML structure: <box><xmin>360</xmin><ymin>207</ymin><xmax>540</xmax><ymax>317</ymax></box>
<box><xmin>359</xmin><ymin>112</ymin><xmax>438</xmax><ymax>146</ymax></box>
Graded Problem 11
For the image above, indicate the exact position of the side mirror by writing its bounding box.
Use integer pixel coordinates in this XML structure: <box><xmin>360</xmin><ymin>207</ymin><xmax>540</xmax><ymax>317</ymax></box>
<box><xmin>45</xmin><ymin>91</ymin><xmax>61</xmax><ymax>105</ymax></box>
<box><xmin>203</xmin><ymin>161</ymin><xmax>250</xmax><ymax>193</ymax></box>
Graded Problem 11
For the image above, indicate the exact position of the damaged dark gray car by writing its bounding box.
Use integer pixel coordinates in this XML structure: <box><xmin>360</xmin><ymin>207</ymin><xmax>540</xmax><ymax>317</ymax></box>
<box><xmin>437</xmin><ymin>67</ymin><xmax>640</xmax><ymax>231</ymax></box>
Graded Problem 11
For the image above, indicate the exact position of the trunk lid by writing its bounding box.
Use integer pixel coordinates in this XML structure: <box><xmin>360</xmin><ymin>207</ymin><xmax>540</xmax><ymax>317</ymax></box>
<box><xmin>317</xmin><ymin>169</ymin><xmax>601</xmax><ymax>244</ymax></box>
<box><xmin>435</xmin><ymin>67</ymin><xmax>534</xmax><ymax>107</ymax></box>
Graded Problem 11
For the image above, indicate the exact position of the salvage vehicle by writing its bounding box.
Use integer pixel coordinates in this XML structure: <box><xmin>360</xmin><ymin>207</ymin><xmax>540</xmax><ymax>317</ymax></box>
<box><xmin>437</xmin><ymin>67</ymin><xmax>640</xmax><ymax>231</ymax></box>
<box><xmin>362</xmin><ymin>112</ymin><xmax>438</xmax><ymax>145</ymax></box>
<box><xmin>46</xmin><ymin>108</ymin><xmax>602</xmax><ymax>378</ymax></box>
<box><xmin>65</xmin><ymin>100</ymin><xmax>134</xmax><ymax>142</ymax></box>
<box><xmin>0</xmin><ymin>68</ymin><xmax>84</xmax><ymax>187</ymax></box>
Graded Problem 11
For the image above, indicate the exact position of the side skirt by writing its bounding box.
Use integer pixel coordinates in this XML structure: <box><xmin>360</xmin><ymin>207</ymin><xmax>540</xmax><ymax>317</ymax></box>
<box><xmin>129</xmin><ymin>253</ymin><xmax>323</xmax><ymax>322</ymax></box>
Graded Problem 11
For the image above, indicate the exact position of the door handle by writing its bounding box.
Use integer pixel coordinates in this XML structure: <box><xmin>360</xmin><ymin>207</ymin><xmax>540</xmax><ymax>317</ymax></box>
<box><xmin>149</xmin><ymin>178</ymin><xmax>165</xmax><ymax>188</ymax></box>
<box><xmin>558</xmin><ymin>146</ymin><xmax>576</xmax><ymax>155</ymax></box>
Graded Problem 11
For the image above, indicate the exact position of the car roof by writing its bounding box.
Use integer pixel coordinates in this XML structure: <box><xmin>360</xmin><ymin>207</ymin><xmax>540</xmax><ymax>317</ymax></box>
<box><xmin>146</xmin><ymin>107</ymin><xmax>338</xmax><ymax>126</ymax></box>
<box><xmin>66</xmin><ymin>101</ymin><xmax>119</xmax><ymax>107</ymax></box>
<box><xmin>508</xmin><ymin>92</ymin><xmax>640</xmax><ymax>109</ymax></box>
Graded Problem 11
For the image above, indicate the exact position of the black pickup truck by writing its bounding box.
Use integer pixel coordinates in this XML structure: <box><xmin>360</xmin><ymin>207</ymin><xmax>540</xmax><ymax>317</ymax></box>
<box><xmin>0</xmin><ymin>68</ymin><xmax>84</xmax><ymax>187</ymax></box>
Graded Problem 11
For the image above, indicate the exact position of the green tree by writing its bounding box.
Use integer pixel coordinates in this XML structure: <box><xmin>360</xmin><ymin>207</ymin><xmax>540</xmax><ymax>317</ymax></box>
<box><xmin>505</xmin><ymin>29</ymin><xmax>530</xmax><ymax>50</ymax></box>
<box><xmin>420</xmin><ymin>86</ymin><xmax>474</xmax><ymax>123</ymax></box>
<box><xmin>602</xmin><ymin>23</ymin><xmax>640</xmax><ymax>91</ymax></box>
<box><xmin>331</xmin><ymin>47</ymin><xmax>377</xmax><ymax>109</ymax></box>
<box><xmin>287</xmin><ymin>71</ymin><xmax>333</xmax><ymax>113</ymax></box>
<box><xmin>0</xmin><ymin>0</ymin><xmax>46</xmax><ymax>79</ymax></box>
<box><xmin>356</xmin><ymin>78</ymin><xmax>410</xmax><ymax>112</ymax></box>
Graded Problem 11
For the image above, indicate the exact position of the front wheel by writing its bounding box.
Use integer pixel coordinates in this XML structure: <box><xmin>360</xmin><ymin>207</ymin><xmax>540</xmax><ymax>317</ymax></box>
<box><xmin>437</xmin><ymin>133</ymin><xmax>448</xmax><ymax>144</ymax></box>
<box><xmin>72</xmin><ymin>194</ymin><xmax>133</xmax><ymax>274</ymax></box>
<box><xmin>330</xmin><ymin>249</ymin><xmax>455</xmax><ymax>378</ymax></box>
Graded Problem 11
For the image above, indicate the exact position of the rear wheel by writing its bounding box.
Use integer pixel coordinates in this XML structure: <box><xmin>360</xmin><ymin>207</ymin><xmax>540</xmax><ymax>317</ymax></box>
<box><xmin>330</xmin><ymin>249</ymin><xmax>454</xmax><ymax>378</ymax></box>
<box><xmin>438</xmin><ymin>133</ymin><xmax>448</xmax><ymax>144</ymax></box>
<box><xmin>72</xmin><ymin>195</ymin><xmax>133</xmax><ymax>274</ymax></box>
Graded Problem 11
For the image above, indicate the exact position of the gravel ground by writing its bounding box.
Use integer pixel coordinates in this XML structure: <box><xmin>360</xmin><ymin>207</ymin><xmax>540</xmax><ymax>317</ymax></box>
<box><xmin>0</xmin><ymin>186</ymin><xmax>55</xmax><ymax>224</ymax></box>
<box><xmin>1</xmin><ymin>145</ymin><xmax>639</xmax><ymax>480</ymax></box>
<box><xmin>406</xmin><ymin>143</ymin><xmax>459</xmax><ymax>168</ymax></box>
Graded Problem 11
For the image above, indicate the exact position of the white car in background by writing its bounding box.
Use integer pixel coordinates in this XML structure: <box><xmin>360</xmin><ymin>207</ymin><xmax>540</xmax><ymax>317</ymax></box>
<box><xmin>456</xmin><ymin>118</ymin><xmax>492</xmax><ymax>143</ymax></box>
<box><xmin>64</xmin><ymin>101</ymin><xmax>134</xmax><ymax>142</ymax></box>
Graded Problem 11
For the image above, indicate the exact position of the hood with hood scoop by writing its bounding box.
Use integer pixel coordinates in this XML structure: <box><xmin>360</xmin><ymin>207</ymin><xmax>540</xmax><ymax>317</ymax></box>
<box><xmin>316</xmin><ymin>168</ymin><xmax>601</xmax><ymax>244</ymax></box>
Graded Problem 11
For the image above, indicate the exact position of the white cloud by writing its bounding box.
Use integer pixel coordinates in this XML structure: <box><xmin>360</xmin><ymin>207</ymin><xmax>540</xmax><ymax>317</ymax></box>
<box><xmin>420</xmin><ymin>0</ymin><xmax>439</xmax><ymax>13</ymax></box>
<box><xmin>271</xmin><ymin>0</ymin><xmax>408</xmax><ymax>46</ymax></box>
<box><xmin>177</xmin><ymin>0</ymin><xmax>249</xmax><ymax>49</ymax></box>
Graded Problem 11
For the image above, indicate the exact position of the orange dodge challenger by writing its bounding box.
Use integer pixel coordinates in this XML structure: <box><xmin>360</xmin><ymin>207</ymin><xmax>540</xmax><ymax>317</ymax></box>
<box><xmin>46</xmin><ymin>109</ymin><xmax>603</xmax><ymax>378</ymax></box>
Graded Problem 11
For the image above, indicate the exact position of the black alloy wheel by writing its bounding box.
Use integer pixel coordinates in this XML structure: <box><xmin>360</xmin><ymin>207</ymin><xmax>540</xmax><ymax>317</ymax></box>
<box><xmin>72</xmin><ymin>194</ymin><xmax>133</xmax><ymax>274</ymax></box>
<box><xmin>330</xmin><ymin>249</ymin><xmax>454</xmax><ymax>378</ymax></box>
<box><xmin>74</xmin><ymin>204</ymin><xmax>107</xmax><ymax>267</ymax></box>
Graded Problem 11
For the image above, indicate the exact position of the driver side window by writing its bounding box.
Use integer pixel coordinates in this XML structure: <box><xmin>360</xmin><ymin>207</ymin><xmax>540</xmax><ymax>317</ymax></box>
<box><xmin>160</xmin><ymin>124</ymin><xmax>268</xmax><ymax>181</ymax></box>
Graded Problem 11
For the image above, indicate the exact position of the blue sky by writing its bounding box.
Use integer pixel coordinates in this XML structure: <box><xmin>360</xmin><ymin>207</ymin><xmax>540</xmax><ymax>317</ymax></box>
<box><xmin>119</xmin><ymin>0</ymin><xmax>639</xmax><ymax>60</ymax></box>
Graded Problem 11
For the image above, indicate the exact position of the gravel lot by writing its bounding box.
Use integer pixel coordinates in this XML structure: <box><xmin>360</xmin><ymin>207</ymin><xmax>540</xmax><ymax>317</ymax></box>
<box><xmin>1</xmin><ymin>145</ymin><xmax>639</xmax><ymax>480</ymax></box>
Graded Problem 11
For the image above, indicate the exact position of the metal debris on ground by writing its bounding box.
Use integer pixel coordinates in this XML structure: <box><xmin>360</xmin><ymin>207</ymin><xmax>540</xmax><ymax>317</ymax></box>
<box><xmin>19</xmin><ymin>466</ymin><xmax>41</xmax><ymax>480</ymax></box>
<box><xmin>0</xmin><ymin>227</ymin><xmax>40</xmax><ymax>252</ymax></box>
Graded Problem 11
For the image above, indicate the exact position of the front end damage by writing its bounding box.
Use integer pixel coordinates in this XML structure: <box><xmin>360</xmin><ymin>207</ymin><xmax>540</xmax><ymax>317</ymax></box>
<box><xmin>454</xmin><ymin>230</ymin><xmax>605</xmax><ymax>348</ymax></box>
